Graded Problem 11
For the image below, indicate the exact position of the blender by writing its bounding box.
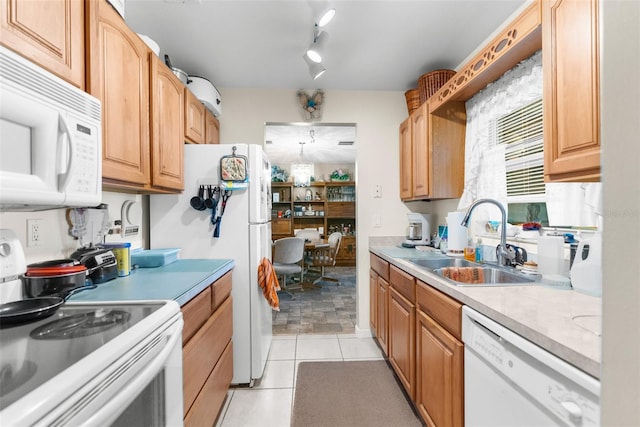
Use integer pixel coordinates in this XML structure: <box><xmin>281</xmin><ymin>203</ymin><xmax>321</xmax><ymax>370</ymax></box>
<box><xmin>403</xmin><ymin>213</ymin><xmax>432</xmax><ymax>247</ymax></box>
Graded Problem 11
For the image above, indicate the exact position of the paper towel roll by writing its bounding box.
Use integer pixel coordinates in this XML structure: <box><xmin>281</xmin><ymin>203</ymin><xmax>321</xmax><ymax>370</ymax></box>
<box><xmin>537</xmin><ymin>236</ymin><xmax>564</xmax><ymax>275</ymax></box>
<box><xmin>446</xmin><ymin>212</ymin><xmax>468</xmax><ymax>252</ymax></box>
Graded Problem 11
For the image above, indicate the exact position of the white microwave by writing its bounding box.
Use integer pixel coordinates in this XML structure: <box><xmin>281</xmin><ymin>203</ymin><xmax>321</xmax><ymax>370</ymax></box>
<box><xmin>0</xmin><ymin>46</ymin><xmax>102</xmax><ymax>211</ymax></box>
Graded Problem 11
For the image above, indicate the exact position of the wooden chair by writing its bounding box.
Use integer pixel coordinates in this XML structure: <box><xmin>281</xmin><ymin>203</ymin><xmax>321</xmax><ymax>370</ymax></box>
<box><xmin>309</xmin><ymin>232</ymin><xmax>342</xmax><ymax>286</ymax></box>
<box><xmin>272</xmin><ymin>237</ymin><xmax>304</xmax><ymax>295</ymax></box>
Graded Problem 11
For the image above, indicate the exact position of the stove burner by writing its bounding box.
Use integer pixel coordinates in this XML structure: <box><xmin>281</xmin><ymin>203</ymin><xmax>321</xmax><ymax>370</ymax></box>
<box><xmin>30</xmin><ymin>309</ymin><xmax>131</xmax><ymax>339</ymax></box>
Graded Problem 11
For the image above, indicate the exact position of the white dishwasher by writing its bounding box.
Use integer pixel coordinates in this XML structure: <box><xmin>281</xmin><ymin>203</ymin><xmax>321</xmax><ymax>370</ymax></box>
<box><xmin>462</xmin><ymin>306</ymin><xmax>600</xmax><ymax>427</ymax></box>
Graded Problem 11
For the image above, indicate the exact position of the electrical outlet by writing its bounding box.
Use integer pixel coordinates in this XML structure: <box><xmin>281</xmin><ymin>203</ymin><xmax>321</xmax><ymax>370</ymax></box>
<box><xmin>374</xmin><ymin>184</ymin><xmax>382</xmax><ymax>198</ymax></box>
<box><xmin>27</xmin><ymin>219</ymin><xmax>44</xmax><ymax>247</ymax></box>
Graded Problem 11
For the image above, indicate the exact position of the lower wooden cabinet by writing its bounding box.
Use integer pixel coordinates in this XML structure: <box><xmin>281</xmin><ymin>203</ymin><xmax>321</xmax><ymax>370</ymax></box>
<box><xmin>369</xmin><ymin>269</ymin><xmax>378</xmax><ymax>333</ymax></box>
<box><xmin>335</xmin><ymin>235</ymin><xmax>356</xmax><ymax>266</ymax></box>
<box><xmin>181</xmin><ymin>271</ymin><xmax>233</xmax><ymax>425</ymax></box>
<box><xmin>388</xmin><ymin>286</ymin><xmax>416</xmax><ymax>400</ymax></box>
<box><xmin>415</xmin><ymin>280</ymin><xmax>464</xmax><ymax>427</ymax></box>
<box><xmin>369</xmin><ymin>252</ymin><xmax>465</xmax><ymax>427</ymax></box>
<box><xmin>370</xmin><ymin>254</ymin><xmax>390</xmax><ymax>355</ymax></box>
<box><xmin>376</xmin><ymin>276</ymin><xmax>389</xmax><ymax>356</ymax></box>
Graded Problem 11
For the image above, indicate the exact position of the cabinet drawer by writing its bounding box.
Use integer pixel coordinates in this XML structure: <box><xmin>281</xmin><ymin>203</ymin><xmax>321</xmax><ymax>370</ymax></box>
<box><xmin>184</xmin><ymin>341</ymin><xmax>233</xmax><ymax>427</ymax></box>
<box><xmin>416</xmin><ymin>280</ymin><xmax>462</xmax><ymax>340</ymax></box>
<box><xmin>181</xmin><ymin>286</ymin><xmax>212</xmax><ymax>345</ymax></box>
<box><xmin>389</xmin><ymin>265</ymin><xmax>415</xmax><ymax>303</ymax></box>
<box><xmin>183</xmin><ymin>296</ymin><xmax>233</xmax><ymax>414</ymax></box>
<box><xmin>326</xmin><ymin>202</ymin><xmax>355</xmax><ymax>217</ymax></box>
<box><xmin>370</xmin><ymin>253</ymin><xmax>389</xmax><ymax>281</ymax></box>
<box><xmin>211</xmin><ymin>271</ymin><xmax>232</xmax><ymax>312</ymax></box>
<box><xmin>272</xmin><ymin>219</ymin><xmax>291</xmax><ymax>235</ymax></box>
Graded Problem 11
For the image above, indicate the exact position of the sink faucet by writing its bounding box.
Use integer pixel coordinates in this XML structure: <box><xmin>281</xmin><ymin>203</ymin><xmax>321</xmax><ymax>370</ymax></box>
<box><xmin>461</xmin><ymin>198</ymin><xmax>515</xmax><ymax>267</ymax></box>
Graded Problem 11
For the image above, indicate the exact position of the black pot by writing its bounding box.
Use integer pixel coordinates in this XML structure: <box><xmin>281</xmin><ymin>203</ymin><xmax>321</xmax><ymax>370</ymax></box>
<box><xmin>23</xmin><ymin>267</ymin><xmax>89</xmax><ymax>299</ymax></box>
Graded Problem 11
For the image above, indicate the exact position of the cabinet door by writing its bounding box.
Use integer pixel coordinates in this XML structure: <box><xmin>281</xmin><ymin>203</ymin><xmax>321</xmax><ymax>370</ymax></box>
<box><xmin>185</xmin><ymin>88</ymin><xmax>205</xmax><ymax>144</ymax></box>
<box><xmin>369</xmin><ymin>269</ymin><xmax>378</xmax><ymax>333</ymax></box>
<box><xmin>543</xmin><ymin>0</ymin><xmax>600</xmax><ymax>182</ymax></box>
<box><xmin>399</xmin><ymin>117</ymin><xmax>413</xmax><ymax>199</ymax></box>
<box><xmin>389</xmin><ymin>287</ymin><xmax>416</xmax><ymax>400</ymax></box>
<box><xmin>205</xmin><ymin>110</ymin><xmax>220</xmax><ymax>144</ymax></box>
<box><xmin>411</xmin><ymin>103</ymin><xmax>430</xmax><ymax>198</ymax></box>
<box><xmin>376</xmin><ymin>276</ymin><xmax>389</xmax><ymax>356</ymax></box>
<box><xmin>87</xmin><ymin>0</ymin><xmax>150</xmax><ymax>186</ymax></box>
<box><xmin>0</xmin><ymin>0</ymin><xmax>84</xmax><ymax>88</ymax></box>
<box><xmin>150</xmin><ymin>54</ymin><xmax>184</xmax><ymax>190</ymax></box>
<box><xmin>416</xmin><ymin>308</ymin><xmax>464</xmax><ymax>427</ymax></box>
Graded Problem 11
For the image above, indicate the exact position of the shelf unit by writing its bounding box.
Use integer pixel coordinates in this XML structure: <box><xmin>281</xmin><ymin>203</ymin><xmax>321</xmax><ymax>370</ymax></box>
<box><xmin>271</xmin><ymin>181</ymin><xmax>356</xmax><ymax>266</ymax></box>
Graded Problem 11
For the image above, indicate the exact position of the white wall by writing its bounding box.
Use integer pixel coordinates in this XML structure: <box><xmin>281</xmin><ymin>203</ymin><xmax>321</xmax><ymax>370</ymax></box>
<box><xmin>219</xmin><ymin>88</ymin><xmax>411</xmax><ymax>332</ymax></box>
<box><xmin>600</xmin><ymin>0</ymin><xmax>640</xmax><ymax>424</ymax></box>
<box><xmin>0</xmin><ymin>192</ymin><xmax>146</xmax><ymax>265</ymax></box>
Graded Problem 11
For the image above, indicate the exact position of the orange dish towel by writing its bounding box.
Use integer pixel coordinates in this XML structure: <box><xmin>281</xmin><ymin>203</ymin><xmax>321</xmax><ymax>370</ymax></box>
<box><xmin>258</xmin><ymin>257</ymin><xmax>281</xmax><ymax>311</ymax></box>
<box><xmin>441</xmin><ymin>267</ymin><xmax>485</xmax><ymax>284</ymax></box>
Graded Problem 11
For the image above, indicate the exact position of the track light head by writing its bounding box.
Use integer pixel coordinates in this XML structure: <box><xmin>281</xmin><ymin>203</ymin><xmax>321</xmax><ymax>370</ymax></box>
<box><xmin>306</xmin><ymin>31</ymin><xmax>328</xmax><ymax>64</ymax></box>
<box><xmin>317</xmin><ymin>8</ymin><xmax>335</xmax><ymax>27</ymax></box>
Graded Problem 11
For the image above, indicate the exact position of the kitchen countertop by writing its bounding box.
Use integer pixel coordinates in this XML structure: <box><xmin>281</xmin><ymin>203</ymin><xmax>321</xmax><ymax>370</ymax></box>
<box><xmin>369</xmin><ymin>237</ymin><xmax>601</xmax><ymax>379</ymax></box>
<box><xmin>70</xmin><ymin>259</ymin><xmax>235</xmax><ymax>307</ymax></box>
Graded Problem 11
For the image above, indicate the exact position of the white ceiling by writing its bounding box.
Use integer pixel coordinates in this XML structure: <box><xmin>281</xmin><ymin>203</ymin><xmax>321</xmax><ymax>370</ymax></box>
<box><xmin>124</xmin><ymin>0</ymin><xmax>526</xmax><ymax>91</ymax></box>
<box><xmin>124</xmin><ymin>0</ymin><xmax>526</xmax><ymax>164</ymax></box>
<box><xmin>264</xmin><ymin>122</ymin><xmax>357</xmax><ymax>164</ymax></box>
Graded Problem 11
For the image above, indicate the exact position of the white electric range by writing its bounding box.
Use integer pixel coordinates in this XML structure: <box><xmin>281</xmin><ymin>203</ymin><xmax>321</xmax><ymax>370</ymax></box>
<box><xmin>0</xmin><ymin>230</ymin><xmax>184</xmax><ymax>426</ymax></box>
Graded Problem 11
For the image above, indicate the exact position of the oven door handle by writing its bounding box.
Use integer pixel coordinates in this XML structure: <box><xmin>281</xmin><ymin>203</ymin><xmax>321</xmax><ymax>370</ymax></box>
<box><xmin>83</xmin><ymin>318</ymin><xmax>184</xmax><ymax>427</ymax></box>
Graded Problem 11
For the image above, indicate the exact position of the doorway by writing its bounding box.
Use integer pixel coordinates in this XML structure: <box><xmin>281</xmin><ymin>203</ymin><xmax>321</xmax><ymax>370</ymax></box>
<box><xmin>264</xmin><ymin>122</ymin><xmax>358</xmax><ymax>334</ymax></box>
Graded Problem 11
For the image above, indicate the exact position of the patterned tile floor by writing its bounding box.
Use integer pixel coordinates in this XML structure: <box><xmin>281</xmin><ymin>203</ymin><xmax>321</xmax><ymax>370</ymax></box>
<box><xmin>273</xmin><ymin>266</ymin><xmax>356</xmax><ymax>335</ymax></box>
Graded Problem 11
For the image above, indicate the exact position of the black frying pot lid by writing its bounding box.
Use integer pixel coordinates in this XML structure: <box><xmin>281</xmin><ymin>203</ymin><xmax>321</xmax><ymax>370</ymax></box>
<box><xmin>0</xmin><ymin>297</ymin><xmax>64</xmax><ymax>327</ymax></box>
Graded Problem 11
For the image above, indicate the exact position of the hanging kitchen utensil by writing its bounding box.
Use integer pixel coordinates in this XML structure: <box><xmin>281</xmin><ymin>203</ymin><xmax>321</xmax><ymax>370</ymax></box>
<box><xmin>219</xmin><ymin>146</ymin><xmax>249</xmax><ymax>190</ymax></box>
<box><xmin>190</xmin><ymin>185</ymin><xmax>206</xmax><ymax>211</ymax></box>
<box><xmin>212</xmin><ymin>190</ymin><xmax>231</xmax><ymax>238</ymax></box>
<box><xmin>209</xmin><ymin>186</ymin><xmax>220</xmax><ymax>227</ymax></box>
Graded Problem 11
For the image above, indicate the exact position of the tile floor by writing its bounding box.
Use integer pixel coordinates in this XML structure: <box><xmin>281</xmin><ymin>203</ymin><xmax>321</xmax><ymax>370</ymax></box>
<box><xmin>273</xmin><ymin>266</ymin><xmax>356</xmax><ymax>335</ymax></box>
<box><xmin>215</xmin><ymin>334</ymin><xmax>385</xmax><ymax>427</ymax></box>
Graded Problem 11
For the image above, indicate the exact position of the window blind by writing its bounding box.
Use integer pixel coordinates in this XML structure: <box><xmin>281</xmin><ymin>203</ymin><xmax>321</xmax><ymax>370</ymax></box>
<box><xmin>493</xmin><ymin>99</ymin><xmax>544</xmax><ymax>197</ymax></box>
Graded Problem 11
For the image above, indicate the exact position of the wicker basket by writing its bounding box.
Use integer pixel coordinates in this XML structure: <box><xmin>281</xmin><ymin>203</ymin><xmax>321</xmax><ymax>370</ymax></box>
<box><xmin>417</xmin><ymin>69</ymin><xmax>456</xmax><ymax>104</ymax></box>
<box><xmin>404</xmin><ymin>89</ymin><xmax>421</xmax><ymax>115</ymax></box>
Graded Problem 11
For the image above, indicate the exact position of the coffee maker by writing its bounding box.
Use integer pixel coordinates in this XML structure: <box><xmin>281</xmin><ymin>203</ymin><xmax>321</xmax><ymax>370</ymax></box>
<box><xmin>404</xmin><ymin>213</ymin><xmax>432</xmax><ymax>246</ymax></box>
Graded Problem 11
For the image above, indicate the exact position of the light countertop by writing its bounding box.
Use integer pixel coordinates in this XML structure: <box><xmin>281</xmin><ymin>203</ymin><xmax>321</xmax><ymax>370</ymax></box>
<box><xmin>369</xmin><ymin>237</ymin><xmax>601</xmax><ymax>379</ymax></box>
<box><xmin>70</xmin><ymin>259</ymin><xmax>235</xmax><ymax>307</ymax></box>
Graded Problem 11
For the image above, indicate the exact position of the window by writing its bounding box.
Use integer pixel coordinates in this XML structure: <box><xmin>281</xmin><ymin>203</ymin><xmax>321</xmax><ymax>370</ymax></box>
<box><xmin>493</xmin><ymin>98</ymin><xmax>544</xmax><ymax>198</ymax></box>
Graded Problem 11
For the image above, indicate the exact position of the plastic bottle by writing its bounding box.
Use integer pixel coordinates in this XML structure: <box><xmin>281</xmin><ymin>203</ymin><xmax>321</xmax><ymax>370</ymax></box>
<box><xmin>475</xmin><ymin>237</ymin><xmax>483</xmax><ymax>263</ymax></box>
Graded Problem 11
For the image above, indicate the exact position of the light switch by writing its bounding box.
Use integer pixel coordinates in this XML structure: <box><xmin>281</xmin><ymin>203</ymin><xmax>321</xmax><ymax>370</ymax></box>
<box><xmin>373</xmin><ymin>214</ymin><xmax>382</xmax><ymax>227</ymax></box>
<box><xmin>374</xmin><ymin>184</ymin><xmax>382</xmax><ymax>198</ymax></box>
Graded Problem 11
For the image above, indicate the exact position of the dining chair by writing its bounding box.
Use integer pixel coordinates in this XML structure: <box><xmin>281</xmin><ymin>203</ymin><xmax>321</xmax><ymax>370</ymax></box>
<box><xmin>309</xmin><ymin>232</ymin><xmax>342</xmax><ymax>285</ymax></box>
<box><xmin>272</xmin><ymin>237</ymin><xmax>305</xmax><ymax>295</ymax></box>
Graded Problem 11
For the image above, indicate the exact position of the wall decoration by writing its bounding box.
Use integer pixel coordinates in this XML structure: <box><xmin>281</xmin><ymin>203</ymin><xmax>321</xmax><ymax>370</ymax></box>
<box><xmin>296</xmin><ymin>90</ymin><xmax>324</xmax><ymax>121</ymax></box>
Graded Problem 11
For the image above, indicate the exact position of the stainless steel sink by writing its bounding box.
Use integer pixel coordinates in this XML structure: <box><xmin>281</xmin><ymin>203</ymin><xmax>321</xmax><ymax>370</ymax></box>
<box><xmin>407</xmin><ymin>258</ymin><xmax>477</xmax><ymax>270</ymax></box>
<box><xmin>407</xmin><ymin>257</ymin><xmax>537</xmax><ymax>286</ymax></box>
<box><xmin>434</xmin><ymin>266</ymin><xmax>536</xmax><ymax>286</ymax></box>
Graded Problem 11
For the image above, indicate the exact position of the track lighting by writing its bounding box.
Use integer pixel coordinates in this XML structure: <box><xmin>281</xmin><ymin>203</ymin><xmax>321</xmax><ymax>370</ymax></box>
<box><xmin>303</xmin><ymin>54</ymin><xmax>326</xmax><ymax>80</ymax></box>
<box><xmin>302</xmin><ymin>6</ymin><xmax>335</xmax><ymax>79</ymax></box>
<box><xmin>317</xmin><ymin>8</ymin><xmax>335</xmax><ymax>27</ymax></box>
<box><xmin>306</xmin><ymin>31</ymin><xmax>328</xmax><ymax>63</ymax></box>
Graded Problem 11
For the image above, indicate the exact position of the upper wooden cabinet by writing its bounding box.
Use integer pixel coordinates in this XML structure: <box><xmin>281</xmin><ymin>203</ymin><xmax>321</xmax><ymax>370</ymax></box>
<box><xmin>87</xmin><ymin>0</ymin><xmax>151</xmax><ymax>188</ymax></box>
<box><xmin>185</xmin><ymin>88</ymin><xmax>205</xmax><ymax>144</ymax></box>
<box><xmin>543</xmin><ymin>0</ymin><xmax>600</xmax><ymax>182</ymax></box>
<box><xmin>205</xmin><ymin>109</ymin><xmax>220</xmax><ymax>145</ymax></box>
<box><xmin>400</xmin><ymin>102</ymin><xmax>466</xmax><ymax>201</ymax></box>
<box><xmin>150</xmin><ymin>54</ymin><xmax>184</xmax><ymax>191</ymax></box>
<box><xmin>399</xmin><ymin>118</ymin><xmax>413</xmax><ymax>199</ymax></box>
<box><xmin>0</xmin><ymin>0</ymin><xmax>85</xmax><ymax>88</ymax></box>
<box><xmin>411</xmin><ymin>103</ymin><xmax>430</xmax><ymax>198</ymax></box>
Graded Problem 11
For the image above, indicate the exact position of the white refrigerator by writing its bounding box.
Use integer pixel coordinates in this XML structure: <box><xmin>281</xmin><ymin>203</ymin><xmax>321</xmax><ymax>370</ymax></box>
<box><xmin>149</xmin><ymin>144</ymin><xmax>272</xmax><ymax>385</ymax></box>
